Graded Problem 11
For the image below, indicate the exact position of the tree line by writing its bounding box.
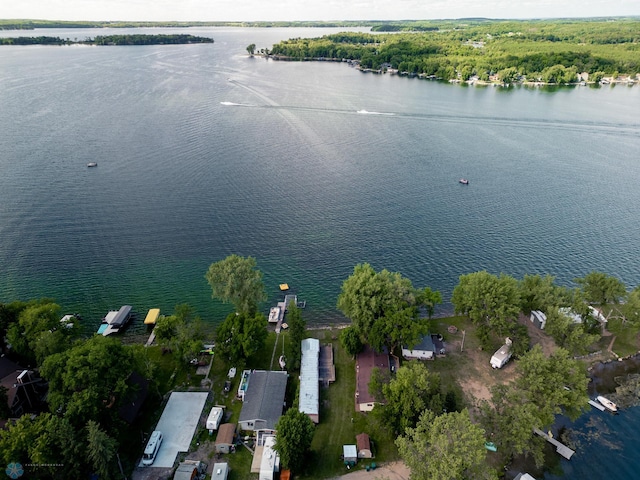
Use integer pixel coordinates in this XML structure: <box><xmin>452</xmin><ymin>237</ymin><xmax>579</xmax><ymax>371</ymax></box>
<box><xmin>0</xmin><ymin>34</ymin><xmax>214</xmax><ymax>46</ymax></box>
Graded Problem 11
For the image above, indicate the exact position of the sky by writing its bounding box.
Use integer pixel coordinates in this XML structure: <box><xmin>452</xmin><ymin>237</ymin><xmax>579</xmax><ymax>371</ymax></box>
<box><xmin>0</xmin><ymin>0</ymin><xmax>638</xmax><ymax>22</ymax></box>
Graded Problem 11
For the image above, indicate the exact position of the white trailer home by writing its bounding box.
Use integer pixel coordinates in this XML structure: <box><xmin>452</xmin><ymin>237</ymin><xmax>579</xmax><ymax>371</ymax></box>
<box><xmin>490</xmin><ymin>338</ymin><xmax>513</xmax><ymax>369</ymax></box>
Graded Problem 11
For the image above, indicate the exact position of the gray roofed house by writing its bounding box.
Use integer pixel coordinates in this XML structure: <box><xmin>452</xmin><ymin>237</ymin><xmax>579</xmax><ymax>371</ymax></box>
<box><xmin>239</xmin><ymin>370</ymin><xmax>288</xmax><ymax>432</ymax></box>
<box><xmin>402</xmin><ymin>334</ymin><xmax>437</xmax><ymax>360</ymax></box>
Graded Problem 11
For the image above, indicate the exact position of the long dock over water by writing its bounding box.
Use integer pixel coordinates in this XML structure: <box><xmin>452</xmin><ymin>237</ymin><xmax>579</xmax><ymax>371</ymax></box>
<box><xmin>533</xmin><ymin>428</ymin><xmax>575</xmax><ymax>460</ymax></box>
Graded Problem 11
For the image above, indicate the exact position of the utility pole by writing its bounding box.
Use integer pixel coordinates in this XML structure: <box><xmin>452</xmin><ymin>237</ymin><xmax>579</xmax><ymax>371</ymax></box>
<box><xmin>461</xmin><ymin>330</ymin><xmax>466</xmax><ymax>352</ymax></box>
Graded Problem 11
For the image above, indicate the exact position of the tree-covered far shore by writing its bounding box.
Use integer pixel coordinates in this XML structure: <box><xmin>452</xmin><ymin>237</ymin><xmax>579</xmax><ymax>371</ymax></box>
<box><xmin>0</xmin><ymin>33</ymin><xmax>214</xmax><ymax>46</ymax></box>
<box><xmin>266</xmin><ymin>18</ymin><xmax>640</xmax><ymax>83</ymax></box>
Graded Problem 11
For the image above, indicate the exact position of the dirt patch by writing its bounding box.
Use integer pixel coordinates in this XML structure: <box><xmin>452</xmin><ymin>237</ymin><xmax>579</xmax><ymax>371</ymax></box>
<box><xmin>438</xmin><ymin>315</ymin><xmax>562</xmax><ymax>410</ymax></box>
<box><xmin>332</xmin><ymin>461</ymin><xmax>410</xmax><ymax>480</ymax></box>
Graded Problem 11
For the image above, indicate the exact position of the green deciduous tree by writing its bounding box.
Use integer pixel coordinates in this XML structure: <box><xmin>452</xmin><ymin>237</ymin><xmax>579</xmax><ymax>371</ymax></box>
<box><xmin>544</xmin><ymin>308</ymin><xmax>599</xmax><ymax>354</ymax></box>
<box><xmin>620</xmin><ymin>286</ymin><xmax>640</xmax><ymax>328</ymax></box>
<box><xmin>86</xmin><ymin>420</ymin><xmax>118</xmax><ymax>479</ymax></box>
<box><xmin>337</xmin><ymin>263</ymin><xmax>437</xmax><ymax>353</ymax></box>
<box><xmin>6</xmin><ymin>301</ymin><xmax>64</xmax><ymax>365</ymax></box>
<box><xmin>40</xmin><ymin>336</ymin><xmax>137</xmax><ymax>431</ymax></box>
<box><xmin>519</xmin><ymin>274</ymin><xmax>569</xmax><ymax>314</ymax></box>
<box><xmin>377</xmin><ymin>362</ymin><xmax>443</xmax><ymax>433</ymax></box>
<box><xmin>205</xmin><ymin>255</ymin><xmax>267</xmax><ymax>315</ymax></box>
<box><xmin>0</xmin><ymin>413</ymin><xmax>84</xmax><ymax>479</ymax></box>
<box><xmin>216</xmin><ymin>311</ymin><xmax>268</xmax><ymax>365</ymax></box>
<box><xmin>575</xmin><ymin>271</ymin><xmax>626</xmax><ymax>305</ymax></box>
<box><xmin>274</xmin><ymin>409</ymin><xmax>315</xmax><ymax>472</ymax></box>
<box><xmin>155</xmin><ymin>304</ymin><xmax>206</xmax><ymax>363</ymax></box>
<box><xmin>451</xmin><ymin>271</ymin><xmax>521</xmax><ymax>338</ymax></box>
<box><xmin>480</xmin><ymin>345</ymin><xmax>589</xmax><ymax>463</ymax></box>
<box><xmin>286</xmin><ymin>302</ymin><xmax>306</xmax><ymax>371</ymax></box>
<box><xmin>339</xmin><ymin>326</ymin><xmax>363</xmax><ymax>357</ymax></box>
<box><xmin>397</xmin><ymin>409</ymin><xmax>497</xmax><ymax>480</ymax></box>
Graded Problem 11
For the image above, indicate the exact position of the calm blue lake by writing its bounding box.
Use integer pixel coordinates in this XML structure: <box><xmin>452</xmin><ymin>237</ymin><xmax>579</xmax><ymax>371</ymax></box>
<box><xmin>1</xmin><ymin>26</ymin><xmax>640</xmax><ymax>479</ymax></box>
<box><xmin>1</xmin><ymin>27</ymin><xmax>639</xmax><ymax>329</ymax></box>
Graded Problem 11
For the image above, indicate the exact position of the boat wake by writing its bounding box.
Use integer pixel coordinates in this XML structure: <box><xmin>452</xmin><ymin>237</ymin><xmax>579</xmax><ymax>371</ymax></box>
<box><xmin>357</xmin><ymin>109</ymin><xmax>395</xmax><ymax>116</ymax></box>
<box><xmin>220</xmin><ymin>101</ymin><xmax>252</xmax><ymax>107</ymax></box>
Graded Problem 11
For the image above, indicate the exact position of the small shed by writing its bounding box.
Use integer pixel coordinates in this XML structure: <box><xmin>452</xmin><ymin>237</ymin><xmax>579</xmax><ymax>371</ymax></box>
<box><xmin>215</xmin><ymin>423</ymin><xmax>236</xmax><ymax>454</ymax></box>
<box><xmin>212</xmin><ymin>463</ymin><xmax>229</xmax><ymax>480</ymax></box>
<box><xmin>530</xmin><ymin>310</ymin><xmax>547</xmax><ymax>329</ymax></box>
<box><xmin>343</xmin><ymin>444</ymin><xmax>358</xmax><ymax>465</ymax></box>
<box><xmin>207</xmin><ymin>406</ymin><xmax>224</xmax><ymax>432</ymax></box>
<box><xmin>356</xmin><ymin>433</ymin><xmax>372</xmax><ymax>458</ymax></box>
<box><xmin>173</xmin><ymin>460</ymin><xmax>206</xmax><ymax>480</ymax></box>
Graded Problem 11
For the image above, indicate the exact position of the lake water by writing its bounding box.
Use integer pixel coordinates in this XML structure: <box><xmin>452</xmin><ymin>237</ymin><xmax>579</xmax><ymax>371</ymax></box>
<box><xmin>1</xmin><ymin>26</ymin><xmax>640</xmax><ymax>479</ymax></box>
<box><xmin>1</xmin><ymin>26</ymin><xmax>639</xmax><ymax>327</ymax></box>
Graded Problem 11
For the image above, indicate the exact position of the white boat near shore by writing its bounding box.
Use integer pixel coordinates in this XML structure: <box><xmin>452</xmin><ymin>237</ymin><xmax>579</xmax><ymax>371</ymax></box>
<box><xmin>596</xmin><ymin>395</ymin><xmax>618</xmax><ymax>413</ymax></box>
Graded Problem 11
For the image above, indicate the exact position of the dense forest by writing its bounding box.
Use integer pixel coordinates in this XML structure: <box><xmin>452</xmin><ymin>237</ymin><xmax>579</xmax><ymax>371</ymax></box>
<box><xmin>266</xmin><ymin>18</ymin><xmax>640</xmax><ymax>83</ymax></box>
<box><xmin>0</xmin><ymin>34</ymin><xmax>214</xmax><ymax>46</ymax></box>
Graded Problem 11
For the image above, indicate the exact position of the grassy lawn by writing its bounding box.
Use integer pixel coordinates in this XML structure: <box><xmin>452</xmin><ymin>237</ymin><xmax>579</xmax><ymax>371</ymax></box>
<box><xmin>301</xmin><ymin>329</ymin><xmax>398</xmax><ymax>480</ymax></box>
<box><xmin>606</xmin><ymin>318</ymin><xmax>640</xmax><ymax>357</ymax></box>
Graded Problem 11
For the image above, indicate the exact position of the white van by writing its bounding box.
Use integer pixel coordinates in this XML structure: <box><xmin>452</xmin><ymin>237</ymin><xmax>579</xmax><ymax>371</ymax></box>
<box><xmin>142</xmin><ymin>430</ymin><xmax>163</xmax><ymax>466</ymax></box>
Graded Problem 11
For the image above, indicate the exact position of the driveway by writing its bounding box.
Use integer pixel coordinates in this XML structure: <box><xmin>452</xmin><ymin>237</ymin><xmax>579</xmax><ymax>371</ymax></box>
<box><xmin>140</xmin><ymin>391</ymin><xmax>209</xmax><ymax>468</ymax></box>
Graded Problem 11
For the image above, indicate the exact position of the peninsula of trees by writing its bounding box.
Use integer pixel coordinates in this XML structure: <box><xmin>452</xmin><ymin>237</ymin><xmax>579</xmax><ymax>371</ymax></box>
<box><xmin>0</xmin><ymin>34</ymin><xmax>214</xmax><ymax>46</ymax></box>
<box><xmin>266</xmin><ymin>18</ymin><xmax>640</xmax><ymax>83</ymax></box>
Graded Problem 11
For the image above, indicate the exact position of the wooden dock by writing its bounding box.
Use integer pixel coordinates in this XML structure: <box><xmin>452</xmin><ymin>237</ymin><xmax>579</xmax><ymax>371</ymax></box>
<box><xmin>533</xmin><ymin>428</ymin><xmax>575</xmax><ymax>460</ymax></box>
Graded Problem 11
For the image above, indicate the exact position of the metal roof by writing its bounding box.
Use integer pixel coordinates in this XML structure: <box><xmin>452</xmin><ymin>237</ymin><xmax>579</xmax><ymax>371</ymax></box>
<box><xmin>239</xmin><ymin>371</ymin><xmax>288</xmax><ymax>430</ymax></box>
<box><xmin>299</xmin><ymin>338</ymin><xmax>320</xmax><ymax>418</ymax></box>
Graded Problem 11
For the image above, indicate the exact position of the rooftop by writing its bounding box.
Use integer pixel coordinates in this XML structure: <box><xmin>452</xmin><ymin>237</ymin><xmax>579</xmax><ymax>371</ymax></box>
<box><xmin>239</xmin><ymin>370</ymin><xmax>288</xmax><ymax>431</ymax></box>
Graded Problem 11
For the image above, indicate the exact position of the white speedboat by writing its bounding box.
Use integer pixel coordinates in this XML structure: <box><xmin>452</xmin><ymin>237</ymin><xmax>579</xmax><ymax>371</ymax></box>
<box><xmin>596</xmin><ymin>395</ymin><xmax>618</xmax><ymax>413</ymax></box>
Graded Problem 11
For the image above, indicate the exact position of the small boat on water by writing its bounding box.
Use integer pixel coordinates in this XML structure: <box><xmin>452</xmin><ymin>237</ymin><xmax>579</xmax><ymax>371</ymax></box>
<box><xmin>268</xmin><ymin>306</ymin><xmax>281</xmax><ymax>323</ymax></box>
<box><xmin>459</xmin><ymin>178</ymin><xmax>469</xmax><ymax>185</ymax></box>
<box><xmin>87</xmin><ymin>162</ymin><xmax>98</xmax><ymax>167</ymax></box>
<box><xmin>596</xmin><ymin>395</ymin><xmax>618</xmax><ymax>413</ymax></box>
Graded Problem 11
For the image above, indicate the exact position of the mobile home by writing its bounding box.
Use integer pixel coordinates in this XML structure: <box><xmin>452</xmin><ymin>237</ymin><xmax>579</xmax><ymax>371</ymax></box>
<box><xmin>490</xmin><ymin>339</ymin><xmax>512</xmax><ymax>369</ymax></box>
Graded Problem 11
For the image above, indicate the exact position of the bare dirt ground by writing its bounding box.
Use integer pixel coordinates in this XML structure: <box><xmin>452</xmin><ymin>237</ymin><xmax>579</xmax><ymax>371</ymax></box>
<box><xmin>332</xmin><ymin>461</ymin><xmax>410</xmax><ymax>480</ymax></box>
<box><xmin>439</xmin><ymin>315</ymin><xmax>561</xmax><ymax>409</ymax></box>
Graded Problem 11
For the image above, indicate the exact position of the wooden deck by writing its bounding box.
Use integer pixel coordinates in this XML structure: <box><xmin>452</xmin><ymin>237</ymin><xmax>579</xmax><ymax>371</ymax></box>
<box><xmin>533</xmin><ymin>428</ymin><xmax>575</xmax><ymax>460</ymax></box>
<box><xmin>319</xmin><ymin>344</ymin><xmax>336</xmax><ymax>386</ymax></box>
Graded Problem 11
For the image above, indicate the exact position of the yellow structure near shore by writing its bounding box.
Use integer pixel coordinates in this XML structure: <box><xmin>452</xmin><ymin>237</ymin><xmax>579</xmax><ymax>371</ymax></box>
<box><xmin>144</xmin><ymin>308</ymin><xmax>161</xmax><ymax>325</ymax></box>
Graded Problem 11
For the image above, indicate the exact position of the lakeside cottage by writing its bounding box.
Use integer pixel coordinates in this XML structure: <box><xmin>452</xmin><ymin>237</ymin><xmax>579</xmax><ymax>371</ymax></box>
<box><xmin>355</xmin><ymin>346</ymin><xmax>390</xmax><ymax>412</ymax></box>
<box><xmin>402</xmin><ymin>334</ymin><xmax>445</xmax><ymax>360</ymax></box>
<box><xmin>238</xmin><ymin>370</ymin><xmax>288</xmax><ymax>432</ymax></box>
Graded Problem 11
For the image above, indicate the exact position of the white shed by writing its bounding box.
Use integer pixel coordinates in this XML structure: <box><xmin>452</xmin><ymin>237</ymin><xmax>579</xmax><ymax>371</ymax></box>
<box><xmin>343</xmin><ymin>444</ymin><xmax>358</xmax><ymax>464</ymax></box>
<box><xmin>530</xmin><ymin>310</ymin><xmax>547</xmax><ymax>329</ymax></box>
